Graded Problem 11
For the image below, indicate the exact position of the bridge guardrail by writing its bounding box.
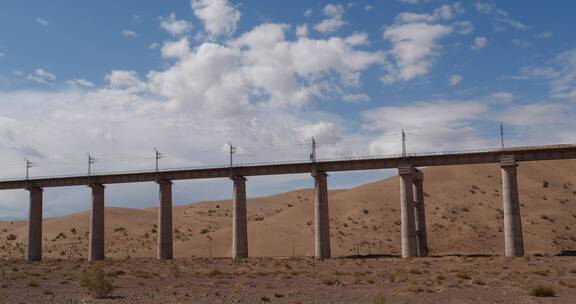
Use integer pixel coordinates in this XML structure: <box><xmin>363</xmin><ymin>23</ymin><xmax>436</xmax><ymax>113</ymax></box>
<box><xmin>0</xmin><ymin>144</ymin><xmax>573</xmax><ymax>182</ymax></box>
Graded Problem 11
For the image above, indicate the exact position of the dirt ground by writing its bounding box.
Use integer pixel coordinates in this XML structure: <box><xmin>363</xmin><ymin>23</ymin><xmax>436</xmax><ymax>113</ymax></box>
<box><xmin>1</xmin><ymin>255</ymin><xmax>576</xmax><ymax>303</ymax></box>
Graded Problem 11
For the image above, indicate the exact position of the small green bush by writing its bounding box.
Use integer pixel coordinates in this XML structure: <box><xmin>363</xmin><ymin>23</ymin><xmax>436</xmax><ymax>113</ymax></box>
<box><xmin>80</xmin><ymin>264</ymin><xmax>114</xmax><ymax>299</ymax></box>
<box><xmin>530</xmin><ymin>285</ymin><xmax>555</xmax><ymax>297</ymax></box>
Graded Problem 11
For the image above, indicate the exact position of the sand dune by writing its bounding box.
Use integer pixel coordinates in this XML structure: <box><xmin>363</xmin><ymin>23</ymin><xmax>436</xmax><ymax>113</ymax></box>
<box><xmin>1</xmin><ymin>160</ymin><xmax>576</xmax><ymax>259</ymax></box>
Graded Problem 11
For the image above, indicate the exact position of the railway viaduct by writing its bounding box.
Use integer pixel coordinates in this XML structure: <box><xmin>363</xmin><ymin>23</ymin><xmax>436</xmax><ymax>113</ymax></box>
<box><xmin>1</xmin><ymin>144</ymin><xmax>575</xmax><ymax>261</ymax></box>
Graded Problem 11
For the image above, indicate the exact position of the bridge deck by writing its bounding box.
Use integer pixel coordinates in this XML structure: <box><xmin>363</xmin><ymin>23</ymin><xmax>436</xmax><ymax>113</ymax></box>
<box><xmin>0</xmin><ymin>144</ymin><xmax>575</xmax><ymax>190</ymax></box>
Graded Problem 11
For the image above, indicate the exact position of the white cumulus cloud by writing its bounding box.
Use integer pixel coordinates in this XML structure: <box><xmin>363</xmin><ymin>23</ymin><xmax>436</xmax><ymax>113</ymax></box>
<box><xmin>398</xmin><ymin>0</ymin><xmax>431</xmax><ymax>4</ymax></box>
<box><xmin>382</xmin><ymin>22</ymin><xmax>452</xmax><ymax>84</ymax></box>
<box><xmin>67</xmin><ymin>78</ymin><xmax>95</xmax><ymax>87</ymax></box>
<box><xmin>475</xmin><ymin>2</ymin><xmax>527</xmax><ymax>31</ymax></box>
<box><xmin>191</xmin><ymin>0</ymin><xmax>240</xmax><ymax>38</ymax></box>
<box><xmin>511</xmin><ymin>49</ymin><xmax>576</xmax><ymax>101</ymax></box>
<box><xmin>105</xmin><ymin>70</ymin><xmax>144</xmax><ymax>92</ymax></box>
<box><xmin>121</xmin><ymin>30</ymin><xmax>138</xmax><ymax>38</ymax></box>
<box><xmin>363</xmin><ymin>100</ymin><xmax>491</xmax><ymax>154</ymax></box>
<box><xmin>36</xmin><ymin>18</ymin><xmax>49</xmax><ymax>26</ymax></box>
<box><xmin>160</xmin><ymin>12</ymin><xmax>193</xmax><ymax>37</ymax></box>
<box><xmin>314</xmin><ymin>4</ymin><xmax>346</xmax><ymax>34</ymax></box>
<box><xmin>27</xmin><ymin>68</ymin><xmax>56</xmax><ymax>84</ymax></box>
<box><xmin>471</xmin><ymin>36</ymin><xmax>488</xmax><ymax>49</ymax></box>
<box><xmin>449</xmin><ymin>74</ymin><xmax>463</xmax><ymax>86</ymax></box>
<box><xmin>296</xmin><ymin>24</ymin><xmax>308</xmax><ymax>37</ymax></box>
<box><xmin>488</xmin><ymin>91</ymin><xmax>514</xmax><ymax>103</ymax></box>
<box><xmin>381</xmin><ymin>4</ymin><xmax>464</xmax><ymax>84</ymax></box>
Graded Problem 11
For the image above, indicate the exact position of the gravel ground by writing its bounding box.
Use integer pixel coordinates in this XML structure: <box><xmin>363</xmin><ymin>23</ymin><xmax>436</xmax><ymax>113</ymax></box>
<box><xmin>1</xmin><ymin>255</ymin><xmax>575</xmax><ymax>303</ymax></box>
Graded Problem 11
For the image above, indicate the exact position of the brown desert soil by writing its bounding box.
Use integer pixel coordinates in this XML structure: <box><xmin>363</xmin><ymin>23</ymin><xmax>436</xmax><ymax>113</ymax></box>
<box><xmin>1</xmin><ymin>256</ymin><xmax>576</xmax><ymax>303</ymax></box>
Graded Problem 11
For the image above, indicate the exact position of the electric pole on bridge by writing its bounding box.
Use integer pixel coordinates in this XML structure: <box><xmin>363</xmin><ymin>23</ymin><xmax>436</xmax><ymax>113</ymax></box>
<box><xmin>154</xmin><ymin>147</ymin><xmax>164</xmax><ymax>172</ymax></box>
<box><xmin>228</xmin><ymin>142</ymin><xmax>237</xmax><ymax>177</ymax></box>
<box><xmin>309</xmin><ymin>137</ymin><xmax>317</xmax><ymax>163</ymax></box>
<box><xmin>394</xmin><ymin>129</ymin><xmax>409</xmax><ymax>157</ymax></box>
<box><xmin>87</xmin><ymin>153</ymin><xmax>96</xmax><ymax>176</ymax></box>
<box><xmin>25</xmin><ymin>158</ymin><xmax>38</xmax><ymax>180</ymax></box>
<box><xmin>401</xmin><ymin>129</ymin><xmax>407</xmax><ymax>157</ymax></box>
<box><xmin>500</xmin><ymin>121</ymin><xmax>505</xmax><ymax>150</ymax></box>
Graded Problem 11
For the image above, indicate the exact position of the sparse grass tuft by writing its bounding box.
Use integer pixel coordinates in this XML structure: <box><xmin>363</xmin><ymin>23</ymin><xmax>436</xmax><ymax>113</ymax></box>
<box><xmin>322</xmin><ymin>278</ymin><xmax>339</xmax><ymax>286</ymax></box>
<box><xmin>80</xmin><ymin>264</ymin><xmax>114</xmax><ymax>299</ymax></box>
<box><xmin>532</xmin><ymin>270</ymin><xmax>549</xmax><ymax>276</ymax></box>
<box><xmin>372</xmin><ymin>292</ymin><xmax>385</xmax><ymax>304</ymax></box>
<box><xmin>435</xmin><ymin>274</ymin><xmax>446</xmax><ymax>283</ymax></box>
<box><xmin>530</xmin><ymin>285</ymin><xmax>556</xmax><ymax>297</ymax></box>
<box><xmin>42</xmin><ymin>289</ymin><xmax>55</xmax><ymax>296</ymax></box>
<box><xmin>27</xmin><ymin>280</ymin><xmax>39</xmax><ymax>287</ymax></box>
<box><xmin>207</xmin><ymin>269</ymin><xmax>222</xmax><ymax>277</ymax></box>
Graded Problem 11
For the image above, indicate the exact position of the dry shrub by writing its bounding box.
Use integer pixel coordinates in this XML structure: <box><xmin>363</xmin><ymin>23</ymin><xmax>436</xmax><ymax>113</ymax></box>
<box><xmin>80</xmin><ymin>264</ymin><xmax>114</xmax><ymax>299</ymax></box>
<box><xmin>530</xmin><ymin>285</ymin><xmax>555</xmax><ymax>297</ymax></box>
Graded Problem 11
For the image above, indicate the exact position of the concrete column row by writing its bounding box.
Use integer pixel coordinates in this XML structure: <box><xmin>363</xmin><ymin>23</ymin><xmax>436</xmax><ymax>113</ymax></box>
<box><xmin>397</xmin><ymin>157</ymin><xmax>525</xmax><ymax>259</ymax></box>
<box><xmin>23</xmin><ymin>157</ymin><xmax>525</xmax><ymax>261</ymax></box>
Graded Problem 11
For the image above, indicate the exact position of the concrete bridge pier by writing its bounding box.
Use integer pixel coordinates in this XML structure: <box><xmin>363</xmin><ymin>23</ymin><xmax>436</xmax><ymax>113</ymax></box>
<box><xmin>398</xmin><ymin>165</ymin><xmax>417</xmax><ymax>258</ymax></box>
<box><xmin>89</xmin><ymin>183</ymin><xmax>105</xmax><ymax>261</ymax></box>
<box><xmin>232</xmin><ymin>176</ymin><xmax>248</xmax><ymax>259</ymax></box>
<box><xmin>412</xmin><ymin>169</ymin><xmax>429</xmax><ymax>257</ymax></box>
<box><xmin>26</xmin><ymin>187</ymin><xmax>43</xmax><ymax>262</ymax></box>
<box><xmin>313</xmin><ymin>170</ymin><xmax>331</xmax><ymax>259</ymax></box>
<box><xmin>157</xmin><ymin>180</ymin><xmax>173</xmax><ymax>260</ymax></box>
<box><xmin>500</xmin><ymin>155</ymin><xmax>524</xmax><ymax>257</ymax></box>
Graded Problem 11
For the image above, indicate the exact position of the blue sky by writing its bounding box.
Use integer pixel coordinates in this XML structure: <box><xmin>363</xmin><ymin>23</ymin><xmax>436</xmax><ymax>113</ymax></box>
<box><xmin>0</xmin><ymin>0</ymin><xmax>575</xmax><ymax>219</ymax></box>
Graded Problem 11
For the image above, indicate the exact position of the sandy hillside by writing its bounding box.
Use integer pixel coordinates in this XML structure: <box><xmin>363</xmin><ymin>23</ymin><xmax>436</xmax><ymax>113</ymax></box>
<box><xmin>1</xmin><ymin>160</ymin><xmax>576</xmax><ymax>259</ymax></box>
